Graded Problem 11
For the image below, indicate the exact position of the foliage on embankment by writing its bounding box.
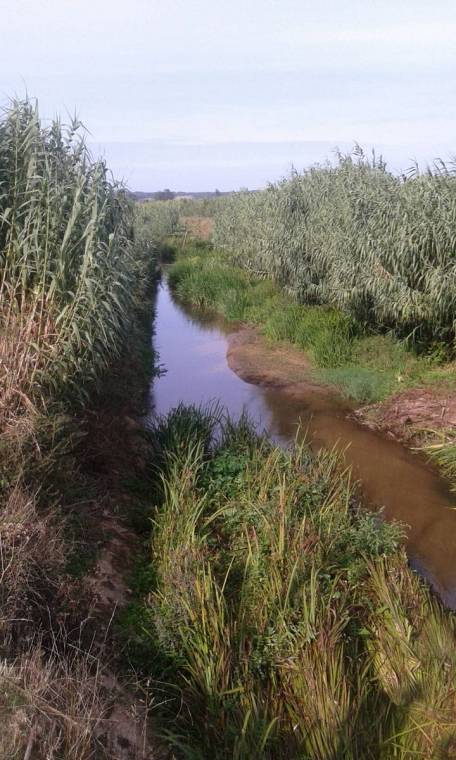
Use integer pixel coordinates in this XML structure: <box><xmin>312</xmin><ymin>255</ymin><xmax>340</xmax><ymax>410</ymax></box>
<box><xmin>123</xmin><ymin>405</ymin><xmax>456</xmax><ymax>759</ymax></box>
<box><xmin>167</xmin><ymin>243</ymin><xmax>452</xmax><ymax>405</ymax></box>
<box><xmin>135</xmin><ymin>199</ymin><xmax>180</xmax><ymax>251</ymax></box>
<box><xmin>0</xmin><ymin>99</ymin><xmax>156</xmax><ymax>758</ymax></box>
<box><xmin>214</xmin><ymin>151</ymin><xmax>456</xmax><ymax>354</ymax></box>
<box><xmin>0</xmin><ymin>101</ymin><xmax>145</xmax><ymax>423</ymax></box>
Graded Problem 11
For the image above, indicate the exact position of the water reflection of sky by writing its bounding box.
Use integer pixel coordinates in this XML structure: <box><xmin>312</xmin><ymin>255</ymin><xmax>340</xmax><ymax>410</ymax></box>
<box><xmin>148</xmin><ymin>280</ymin><xmax>282</xmax><ymax>440</ymax></box>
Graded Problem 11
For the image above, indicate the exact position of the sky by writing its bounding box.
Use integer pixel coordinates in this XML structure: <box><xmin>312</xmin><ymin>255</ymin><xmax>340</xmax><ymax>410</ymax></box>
<box><xmin>1</xmin><ymin>0</ymin><xmax>455</xmax><ymax>191</ymax></box>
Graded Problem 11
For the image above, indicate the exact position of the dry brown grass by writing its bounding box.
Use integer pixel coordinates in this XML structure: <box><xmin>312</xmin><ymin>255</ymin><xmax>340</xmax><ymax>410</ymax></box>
<box><xmin>180</xmin><ymin>215</ymin><xmax>214</xmax><ymax>241</ymax></box>
<box><xmin>0</xmin><ymin>487</ymin><xmax>66</xmax><ymax>641</ymax></box>
<box><xmin>0</xmin><ymin>643</ymin><xmax>107</xmax><ymax>759</ymax></box>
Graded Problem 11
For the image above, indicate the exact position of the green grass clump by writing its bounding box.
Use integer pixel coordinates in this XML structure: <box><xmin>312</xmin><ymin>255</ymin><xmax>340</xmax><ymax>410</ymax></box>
<box><xmin>321</xmin><ymin>366</ymin><xmax>396</xmax><ymax>403</ymax></box>
<box><xmin>294</xmin><ymin>307</ymin><xmax>355</xmax><ymax>367</ymax></box>
<box><xmin>263</xmin><ymin>303</ymin><xmax>303</xmax><ymax>342</ymax></box>
<box><xmin>147</xmin><ymin>401</ymin><xmax>222</xmax><ymax>470</ymax></box>
<box><xmin>323</xmin><ymin>334</ymin><xmax>420</xmax><ymax>402</ymax></box>
<box><xmin>426</xmin><ymin>435</ymin><xmax>456</xmax><ymax>492</ymax></box>
<box><xmin>125</xmin><ymin>406</ymin><xmax>456</xmax><ymax>758</ymax></box>
<box><xmin>320</xmin><ymin>334</ymin><xmax>454</xmax><ymax>403</ymax></box>
<box><xmin>263</xmin><ymin>303</ymin><xmax>355</xmax><ymax>367</ymax></box>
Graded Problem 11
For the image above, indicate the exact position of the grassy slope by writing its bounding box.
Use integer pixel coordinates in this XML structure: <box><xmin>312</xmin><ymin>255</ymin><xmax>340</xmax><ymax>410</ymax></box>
<box><xmin>121</xmin><ymin>405</ymin><xmax>456</xmax><ymax>759</ymax></box>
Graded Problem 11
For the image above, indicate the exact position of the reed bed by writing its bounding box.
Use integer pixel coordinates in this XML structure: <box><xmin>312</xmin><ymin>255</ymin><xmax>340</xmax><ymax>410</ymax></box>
<box><xmin>214</xmin><ymin>150</ymin><xmax>456</xmax><ymax>354</ymax></box>
<box><xmin>135</xmin><ymin>199</ymin><xmax>180</xmax><ymax>251</ymax></box>
<box><xmin>0</xmin><ymin>100</ymin><xmax>152</xmax><ymax>756</ymax></box>
<box><xmin>0</xmin><ymin>99</ymin><xmax>141</xmax><ymax>432</ymax></box>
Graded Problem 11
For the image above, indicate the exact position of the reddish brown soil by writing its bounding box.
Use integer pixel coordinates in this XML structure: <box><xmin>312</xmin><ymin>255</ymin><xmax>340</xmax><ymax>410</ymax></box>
<box><xmin>354</xmin><ymin>388</ymin><xmax>456</xmax><ymax>444</ymax></box>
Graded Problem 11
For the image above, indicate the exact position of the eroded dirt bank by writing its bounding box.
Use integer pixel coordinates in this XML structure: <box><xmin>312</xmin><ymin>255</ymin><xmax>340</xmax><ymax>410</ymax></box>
<box><xmin>227</xmin><ymin>324</ymin><xmax>456</xmax><ymax>445</ymax></box>
<box><xmin>355</xmin><ymin>388</ymin><xmax>456</xmax><ymax>444</ymax></box>
<box><xmin>228</xmin><ymin>325</ymin><xmax>317</xmax><ymax>390</ymax></box>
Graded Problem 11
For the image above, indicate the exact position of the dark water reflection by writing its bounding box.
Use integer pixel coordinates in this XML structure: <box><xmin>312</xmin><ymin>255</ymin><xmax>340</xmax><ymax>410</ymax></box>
<box><xmin>149</xmin><ymin>280</ymin><xmax>456</xmax><ymax>607</ymax></box>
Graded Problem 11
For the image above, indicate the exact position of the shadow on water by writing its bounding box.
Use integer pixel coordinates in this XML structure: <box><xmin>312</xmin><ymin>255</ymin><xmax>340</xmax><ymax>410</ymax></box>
<box><xmin>149</xmin><ymin>279</ymin><xmax>456</xmax><ymax>607</ymax></box>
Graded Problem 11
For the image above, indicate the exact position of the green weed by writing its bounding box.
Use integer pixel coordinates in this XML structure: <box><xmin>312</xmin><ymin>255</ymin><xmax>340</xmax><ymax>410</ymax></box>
<box><xmin>321</xmin><ymin>366</ymin><xmax>395</xmax><ymax>403</ymax></box>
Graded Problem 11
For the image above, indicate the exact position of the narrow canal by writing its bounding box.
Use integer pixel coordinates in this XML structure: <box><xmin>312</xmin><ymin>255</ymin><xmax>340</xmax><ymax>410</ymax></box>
<box><xmin>149</xmin><ymin>278</ymin><xmax>456</xmax><ymax>607</ymax></box>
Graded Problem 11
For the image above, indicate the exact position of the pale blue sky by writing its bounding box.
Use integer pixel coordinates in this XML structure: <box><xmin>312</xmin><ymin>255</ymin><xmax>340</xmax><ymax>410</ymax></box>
<box><xmin>2</xmin><ymin>0</ymin><xmax>455</xmax><ymax>190</ymax></box>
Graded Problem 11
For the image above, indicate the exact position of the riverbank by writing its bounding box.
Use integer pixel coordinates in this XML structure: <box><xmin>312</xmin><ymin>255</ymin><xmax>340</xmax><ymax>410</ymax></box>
<box><xmin>111</xmin><ymin>247</ymin><xmax>456</xmax><ymax>756</ymax></box>
<box><xmin>0</xmin><ymin>100</ymin><xmax>166</xmax><ymax>757</ymax></box>
<box><xmin>167</xmin><ymin>239</ymin><xmax>456</xmax><ymax>485</ymax></box>
<box><xmin>227</xmin><ymin>324</ymin><xmax>456</xmax><ymax>477</ymax></box>
<box><xmin>127</xmin><ymin>196</ymin><xmax>456</xmax><ymax>756</ymax></box>
<box><xmin>122</xmin><ymin>402</ymin><xmax>456</xmax><ymax>758</ymax></box>
<box><xmin>1</xmin><ymin>286</ymin><xmax>165</xmax><ymax>758</ymax></box>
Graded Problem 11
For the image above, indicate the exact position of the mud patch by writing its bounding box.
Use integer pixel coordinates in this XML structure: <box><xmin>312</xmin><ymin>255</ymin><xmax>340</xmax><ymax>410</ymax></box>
<box><xmin>97</xmin><ymin>674</ymin><xmax>166</xmax><ymax>760</ymax></box>
<box><xmin>227</xmin><ymin>326</ymin><xmax>327</xmax><ymax>394</ymax></box>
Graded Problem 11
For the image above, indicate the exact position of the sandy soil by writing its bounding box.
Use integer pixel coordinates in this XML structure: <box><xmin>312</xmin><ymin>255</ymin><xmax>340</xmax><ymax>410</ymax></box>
<box><xmin>60</xmin><ymin>363</ymin><xmax>168</xmax><ymax>759</ymax></box>
<box><xmin>89</xmin><ymin>513</ymin><xmax>166</xmax><ymax>760</ymax></box>
<box><xmin>65</xmin><ymin>418</ymin><xmax>166</xmax><ymax>760</ymax></box>
<box><xmin>227</xmin><ymin>325</ymin><xmax>332</xmax><ymax>396</ymax></box>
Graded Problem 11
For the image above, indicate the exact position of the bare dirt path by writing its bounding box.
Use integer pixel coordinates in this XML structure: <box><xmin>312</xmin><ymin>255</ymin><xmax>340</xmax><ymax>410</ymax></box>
<box><xmin>61</xmin><ymin>331</ymin><xmax>169</xmax><ymax>759</ymax></box>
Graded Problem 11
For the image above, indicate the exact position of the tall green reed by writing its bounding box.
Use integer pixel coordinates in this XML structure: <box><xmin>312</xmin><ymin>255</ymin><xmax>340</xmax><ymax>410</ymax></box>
<box><xmin>0</xmin><ymin>99</ymin><xmax>142</xmax><ymax>423</ymax></box>
<box><xmin>214</xmin><ymin>150</ymin><xmax>456</xmax><ymax>353</ymax></box>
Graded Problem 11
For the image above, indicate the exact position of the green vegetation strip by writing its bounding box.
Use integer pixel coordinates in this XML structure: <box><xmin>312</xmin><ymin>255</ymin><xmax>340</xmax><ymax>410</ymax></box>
<box><xmin>121</xmin><ymin>404</ymin><xmax>456</xmax><ymax>758</ymax></box>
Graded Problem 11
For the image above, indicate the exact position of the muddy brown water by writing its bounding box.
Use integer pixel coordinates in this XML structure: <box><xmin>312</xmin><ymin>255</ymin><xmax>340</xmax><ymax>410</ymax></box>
<box><xmin>149</xmin><ymin>279</ymin><xmax>456</xmax><ymax>607</ymax></box>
